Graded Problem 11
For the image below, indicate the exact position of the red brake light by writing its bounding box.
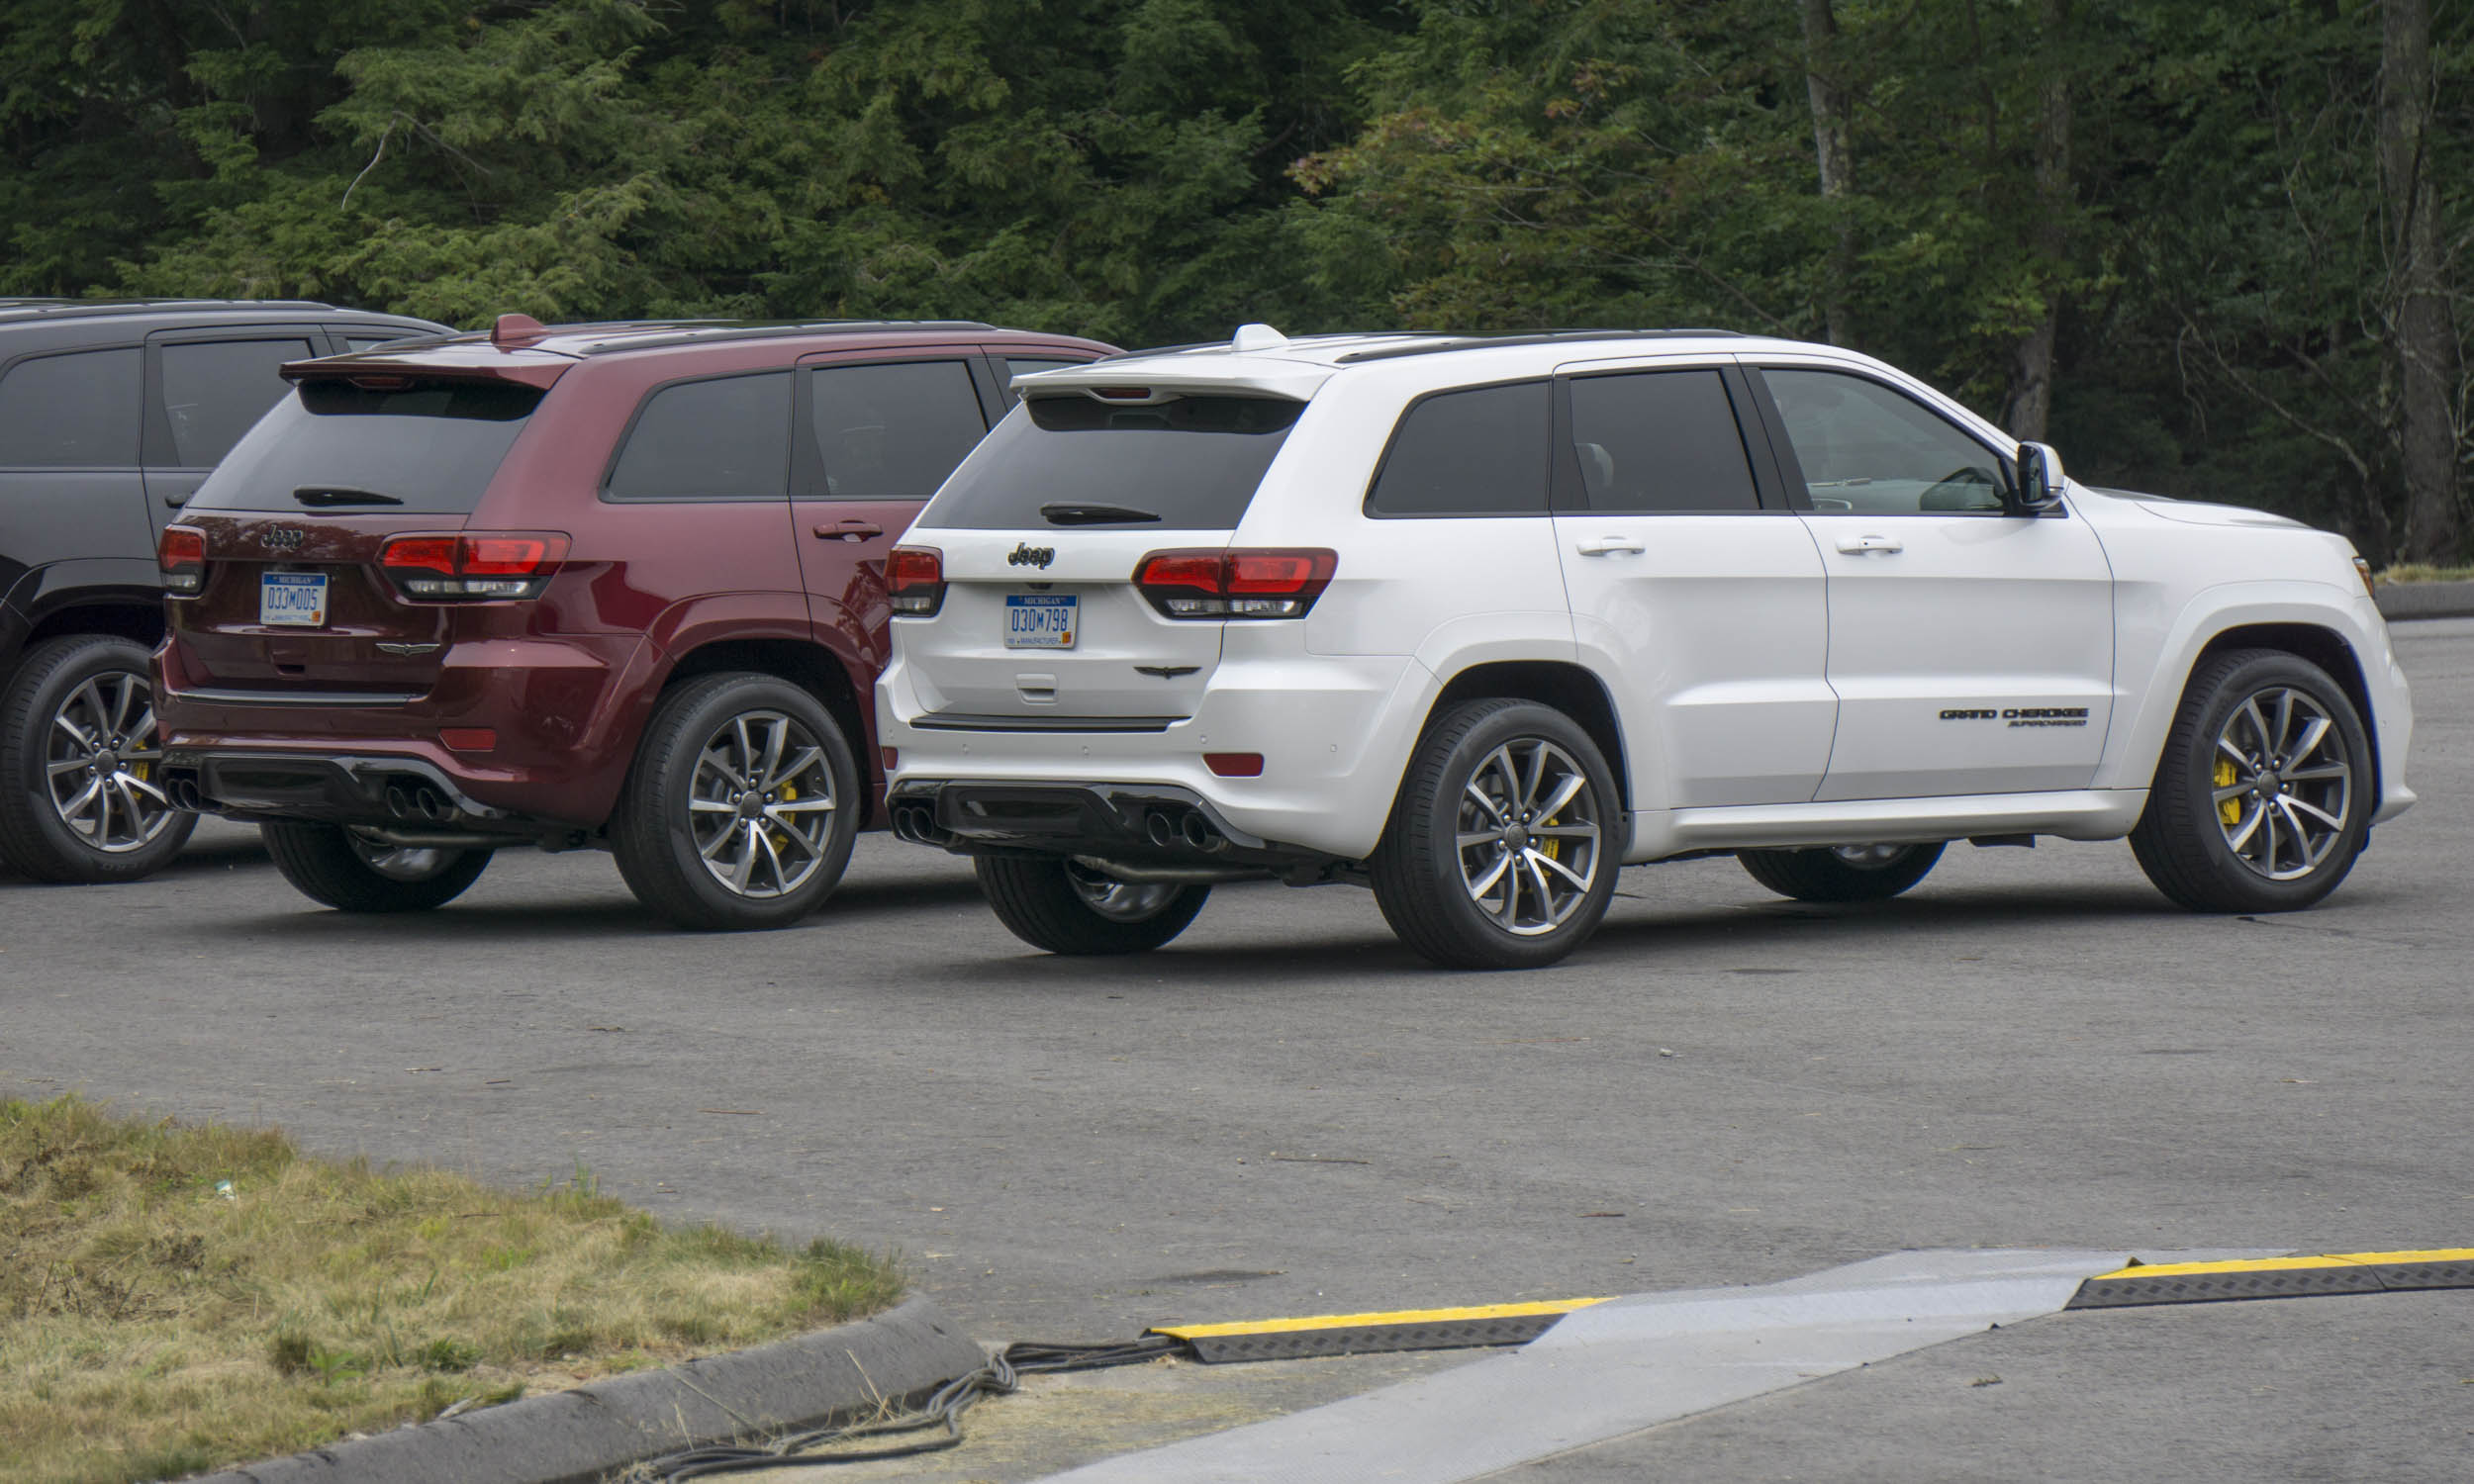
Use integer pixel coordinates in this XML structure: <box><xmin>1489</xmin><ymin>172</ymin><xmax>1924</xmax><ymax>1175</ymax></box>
<box><xmin>380</xmin><ymin>535</ymin><xmax>457</xmax><ymax>576</ymax></box>
<box><xmin>888</xmin><ymin>546</ymin><xmax>945</xmax><ymax>616</ymax></box>
<box><xmin>461</xmin><ymin>536</ymin><xmax>557</xmax><ymax>576</ymax></box>
<box><xmin>1134</xmin><ymin>548</ymin><xmax>1336</xmax><ymax>618</ymax></box>
<box><xmin>379</xmin><ymin>531</ymin><xmax>567</xmax><ymax>601</ymax></box>
<box><xmin>158</xmin><ymin>525</ymin><xmax>207</xmax><ymax>596</ymax></box>
<box><xmin>1133</xmin><ymin>552</ymin><xmax>1223</xmax><ymax>595</ymax></box>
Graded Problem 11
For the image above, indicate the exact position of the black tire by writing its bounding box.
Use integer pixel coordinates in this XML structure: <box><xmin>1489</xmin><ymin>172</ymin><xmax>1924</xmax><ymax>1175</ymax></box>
<box><xmin>0</xmin><ymin>634</ymin><xmax>197</xmax><ymax>883</ymax></box>
<box><xmin>610</xmin><ymin>673</ymin><xmax>861</xmax><ymax>931</ymax></box>
<box><xmin>974</xmin><ymin>857</ymin><xmax>1210</xmax><ymax>955</ymax></box>
<box><xmin>2130</xmin><ymin>648</ymin><xmax>2372</xmax><ymax>913</ymax></box>
<box><xmin>1738</xmin><ymin>841</ymin><xmax>1945</xmax><ymax>902</ymax></box>
<box><xmin>261</xmin><ymin>821</ymin><xmax>492</xmax><ymax>911</ymax></box>
<box><xmin>1371</xmin><ymin>699</ymin><xmax>1622</xmax><ymax>971</ymax></box>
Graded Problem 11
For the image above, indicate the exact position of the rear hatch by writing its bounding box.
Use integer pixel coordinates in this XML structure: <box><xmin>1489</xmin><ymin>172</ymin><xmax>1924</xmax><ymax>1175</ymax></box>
<box><xmin>167</xmin><ymin>369</ymin><xmax>551</xmax><ymax>697</ymax></box>
<box><xmin>899</xmin><ymin>389</ymin><xmax>1307</xmax><ymax>723</ymax></box>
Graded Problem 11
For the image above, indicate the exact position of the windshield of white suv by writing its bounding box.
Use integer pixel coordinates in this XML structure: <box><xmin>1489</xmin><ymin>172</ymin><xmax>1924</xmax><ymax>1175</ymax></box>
<box><xmin>186</xmin><ymin>378</ymin><xmax>543</xmax><ymax>514</ymax></box>
<box><xmin>922</xmin><ymin>393</ymin><xmax>1301</xmax><ymax>529</ymax></box>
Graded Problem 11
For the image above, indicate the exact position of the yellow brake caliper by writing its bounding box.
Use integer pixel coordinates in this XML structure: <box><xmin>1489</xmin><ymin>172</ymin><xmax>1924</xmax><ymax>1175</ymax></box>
<box><xmin>767</xmin><ymin>782</ymin><xmax>798</xmax><ymax>850</ymax></box>
<box><xmin>2214</xmin><ymin>758</ymin><xmax>2240</xmax><ymax>826</ymax></box>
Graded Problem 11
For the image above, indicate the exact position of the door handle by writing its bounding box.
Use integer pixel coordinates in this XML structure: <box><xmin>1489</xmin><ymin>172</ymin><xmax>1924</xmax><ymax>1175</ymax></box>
<box><xmin>1835</xmin><ymin>533</ymin><xmax>1903</xmax><ymax>554</ymax></box>
<box><xmin>1574</xmin><ymin>535</ymin><xmax>1646</xmax><ymax>556</ymax></box>
<box><xmin>814</xmin><ymin>519</ymin><xmax>884</xmax><ymax>541</ymax></box>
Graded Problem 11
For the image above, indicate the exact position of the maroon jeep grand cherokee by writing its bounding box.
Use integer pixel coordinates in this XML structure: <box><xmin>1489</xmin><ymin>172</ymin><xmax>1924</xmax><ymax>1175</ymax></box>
<box><xmin>154</xmin><ymin>317</ymin><xmax>1112</xmax><ymax>928</ymax></box>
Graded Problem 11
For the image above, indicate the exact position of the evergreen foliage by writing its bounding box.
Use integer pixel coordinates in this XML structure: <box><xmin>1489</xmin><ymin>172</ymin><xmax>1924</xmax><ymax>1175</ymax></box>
<box><xmin>1</xmin><ymin>0</ymin><xmax>2463</xmax><ymax>557</ymax></box>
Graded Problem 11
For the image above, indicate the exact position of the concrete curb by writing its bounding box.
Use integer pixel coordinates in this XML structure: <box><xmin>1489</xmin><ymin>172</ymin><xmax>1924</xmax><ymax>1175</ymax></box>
<box><xmin>193</xmin><ymin>1294</ymin><xmax>987</xmax><ymax>1484</ymax></box>
<box><xmin>2377</xmin><ymin>580</ymin><xmax>2474</xmax><ymax>620</ymax></box>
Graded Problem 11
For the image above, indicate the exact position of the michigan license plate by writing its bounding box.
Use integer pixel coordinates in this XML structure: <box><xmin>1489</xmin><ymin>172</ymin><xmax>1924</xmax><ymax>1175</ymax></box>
<box><xmin>1003</xmin><ymin>594</ymin><xmax>1077</xmax><ymax>649</ymax></box>
<box><xmin>259</xmin><ymin>572</ymin><xmax>329</xmax><ymax>626</ymax></box>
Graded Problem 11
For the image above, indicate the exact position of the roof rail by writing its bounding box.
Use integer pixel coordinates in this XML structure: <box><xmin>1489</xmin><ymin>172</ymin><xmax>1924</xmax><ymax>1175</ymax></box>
<box><xmin>565</xmin><ymin>320</ymin><xmax>998</xmax><ymax>356</ymax></box>
<box><xmin>1330</xmin><ymin>328</ymin><xmax>1746</xmax><ymax>364</ymax></box>
<box><xmin>0</xmin><ymin>298</ymin><xmax>341</xmax><ymax>324</ymax></box>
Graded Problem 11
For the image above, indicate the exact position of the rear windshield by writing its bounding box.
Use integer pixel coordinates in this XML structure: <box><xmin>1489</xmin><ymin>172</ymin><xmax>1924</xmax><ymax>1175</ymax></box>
<box><xmin>186</xmin><ymin>378</ymin><xmax>544</xmax><ymax>515</ymax></box>
<box><xmin>922</xmin><ymin>393</ymin><xmax>1301</xmax><ymax>530</ymax></box>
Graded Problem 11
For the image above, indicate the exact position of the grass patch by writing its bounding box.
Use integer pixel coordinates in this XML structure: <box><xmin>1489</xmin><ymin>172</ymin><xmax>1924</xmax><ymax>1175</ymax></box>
<box><xmin>2375</xmin><ymin>563</ymin><xmax>2474</xmax><ymax>585</ymax></box>
<box><xmin>0</xmin><ymin>1095</ymin><xmax>904</xmax><ymax>1484</ymax></box>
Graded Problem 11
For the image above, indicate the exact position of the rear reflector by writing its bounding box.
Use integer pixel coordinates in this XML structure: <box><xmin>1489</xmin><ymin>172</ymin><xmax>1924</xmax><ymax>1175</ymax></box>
<box><xmin>880</xmin><ymin>746</ymin><xmax>900</xmax><ymax>772</ymax></box>
<box><xmin>379</xmin><ymin>531</ymin><xmax>568</xmax><ymax>601</ymax></box>
<box><xmin>1204</xmin><ymin>752</ymin><xmax>1264</xmax><ymax>778</ymax></box>
<box><xmin>888</xmin><ymin>546</ymin><xmax>946</xmax><ymax>616</ymax></box>
<box><xmin>439</xmin><ymin>728</ymin><xmax>496</xmax><ymax>752</ymax></box>
<box><xmin>1134</xmin><ymin>548</ymin><xmax>1337</xmax><ymax>619</ymax></box>
<box><xmin>158</xmin><ymin>525</ymin><xmax>207</xmax><ymax>597</ymax></box>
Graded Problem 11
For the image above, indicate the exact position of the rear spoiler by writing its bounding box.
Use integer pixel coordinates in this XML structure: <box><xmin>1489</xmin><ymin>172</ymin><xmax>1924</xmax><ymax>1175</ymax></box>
<box><xmin>1010</xmin><ymin>357</ymin><xmax>1329</xmax><ymax>405</ymax></box>
<box><xmin>283</xmin><ymin>340</ymin><xmax>573</xmax><ymax>391</ymax></box>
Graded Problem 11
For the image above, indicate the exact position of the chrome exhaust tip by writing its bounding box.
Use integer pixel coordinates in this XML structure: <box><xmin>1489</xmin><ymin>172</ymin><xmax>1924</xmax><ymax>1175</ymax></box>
<box><xmin>1180</xmin><ymin>811</ymin><xmax>1224</xmax><ymax>853</ymax></box>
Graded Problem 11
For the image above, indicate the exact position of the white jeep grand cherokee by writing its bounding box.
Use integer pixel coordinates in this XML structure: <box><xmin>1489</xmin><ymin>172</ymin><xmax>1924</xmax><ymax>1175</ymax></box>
<box><xmin>877</xmin><ymin>326</ymin><xmax>2414</xmax><ymax>970</ymax></box>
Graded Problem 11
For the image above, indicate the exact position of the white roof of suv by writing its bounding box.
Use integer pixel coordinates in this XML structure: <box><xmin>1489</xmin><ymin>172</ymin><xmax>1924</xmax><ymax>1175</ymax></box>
<box><xmin>1006</xmin><ymin>325</ymin><xmax>1827</xmax><ymax>404</ymax></box>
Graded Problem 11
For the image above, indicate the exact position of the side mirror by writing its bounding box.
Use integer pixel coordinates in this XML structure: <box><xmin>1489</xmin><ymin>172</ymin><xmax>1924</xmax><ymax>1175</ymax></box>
<box><xmin>2012</xmin><ymin>441</ymin><xmax>2066</xmax><ymax>513</ymax></box>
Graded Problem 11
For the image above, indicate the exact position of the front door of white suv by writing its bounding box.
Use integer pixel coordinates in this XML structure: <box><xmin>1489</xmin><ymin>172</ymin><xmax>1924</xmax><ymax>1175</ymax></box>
<box><xmin>1747</xmin><ymin>362</ymin><xmax>2114</xmax><ymax>801</ymax></box>
<box><xmin>1549</xmin><ymin>361</ymin><xmax>1836</xmax><ymax>809</ymax></box>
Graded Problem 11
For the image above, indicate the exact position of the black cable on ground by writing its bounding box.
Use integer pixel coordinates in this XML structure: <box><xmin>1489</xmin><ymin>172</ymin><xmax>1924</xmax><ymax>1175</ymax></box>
<box><xmin>637</xmin><ymin>1335</ymin><xmax>1189</xmax><ymax>1480</ymax></box>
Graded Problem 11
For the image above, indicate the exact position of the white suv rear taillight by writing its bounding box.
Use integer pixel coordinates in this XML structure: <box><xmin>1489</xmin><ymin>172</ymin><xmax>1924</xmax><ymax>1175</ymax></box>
<box><xmin>888</xmin><ymin>545</ymin><xmax>946</xmax><ymax>615</ymax></box>
<box><xmin>1132</xmin><ymin>548</ymin><xmax>1336</xmax><ymax>619</ymax></box>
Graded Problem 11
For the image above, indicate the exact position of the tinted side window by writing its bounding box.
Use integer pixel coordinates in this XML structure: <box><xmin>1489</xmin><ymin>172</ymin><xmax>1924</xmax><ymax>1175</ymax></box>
<box><xmin>160</xmin><ymin>338</ymin><xmax>316</xmax><ymax>466</ymax></box>
<box><xmin>606</xmin><ymin>373</ymin><xmax>791</xmax><ymax>501</ymax></box>
<box><xmin>1567</xmin><ymin>370</ymin><xmax>1760</xmax><ymax>513</ymax></box>
<box><xmin>0</xmin><ymin>348</ymin><xmax>140</xmax><ymax>466</ymax></box>
<box><xmin>810</xmin><ymin>360</ymin><xmax>987</xmax><ymax>501</ymax></box>
<box><xmin>1762</xmin><ymin>369</ymin><xmax>2005</xmax><ymax>513</ymax></box>
<box><xmin>1367</xmin><ymin>381</ymin><xmax>1550</xmax><ymax>516</ymax></box>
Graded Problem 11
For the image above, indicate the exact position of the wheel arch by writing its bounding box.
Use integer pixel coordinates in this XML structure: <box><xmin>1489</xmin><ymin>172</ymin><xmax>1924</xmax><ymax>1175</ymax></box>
<box><xmin>2191</xmin><ymin>621</ymin><xmax>2380</xmax><ymax>810</ymax></box>
<box><xmin>649</xmin><ymin>636</ymin><xmax>881</xmax><ymax>823</ymax></box>
<box><xmin>19</xmin><ymin>601</ymin><xmax>164</xmax><ymax>661</ymax></box>
<box><xmin>1423</xmin><ymin>660</ymin><xmax>1633</xmax><ymax>811</ymax></box>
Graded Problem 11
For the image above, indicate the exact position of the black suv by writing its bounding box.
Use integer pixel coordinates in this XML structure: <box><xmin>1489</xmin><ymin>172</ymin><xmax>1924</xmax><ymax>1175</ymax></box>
<box><xmin>0</xmin><ymin>298</ymin><xmax>448</xmax><ymax>882</ymax></box>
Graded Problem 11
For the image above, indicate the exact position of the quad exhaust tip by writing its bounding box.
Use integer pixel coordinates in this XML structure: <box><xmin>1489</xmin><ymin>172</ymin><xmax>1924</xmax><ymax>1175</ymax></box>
<box><xmin>1144</xmin><ymin>809</ymin><xmax>1226</xmax><ymax>853</ymax></box>
<box><xmin>384</xmin><ymin>781</ymin><xmax>455</xmax><ymax>824</ymax></box>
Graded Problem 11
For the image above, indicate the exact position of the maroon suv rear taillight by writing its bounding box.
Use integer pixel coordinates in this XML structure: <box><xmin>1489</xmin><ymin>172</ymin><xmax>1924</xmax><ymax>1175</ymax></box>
<box><xmin>888</xmin><ymin>546</ymin><xmax>946</xmax><ymax>616</ymax></box>
<box><xmin>158</xmin><ymin>525</ymin><xmax>207</xmax><ymax>598</ymax></box>
<box><xmin>379</xmin><ymin>531</ymin><xmax>570</xmax><ymax>601</ymax></box>
<box><xmin>1134</xmin><ymin>548</ymin><xmax>1337</xmax><ymax>619</ymax></box>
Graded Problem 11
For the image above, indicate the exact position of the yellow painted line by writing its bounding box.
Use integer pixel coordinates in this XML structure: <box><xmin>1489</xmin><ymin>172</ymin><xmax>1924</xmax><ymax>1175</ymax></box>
<box><xmin>2084</xmin><ymin>1248</ymin><xmax>2474</xmax><ymax>1282</ymax></box>
<box><xmin>1152</xmin><ymin>1297</ymin><xmax>1612</xmax><ymax>1341</ymax></box>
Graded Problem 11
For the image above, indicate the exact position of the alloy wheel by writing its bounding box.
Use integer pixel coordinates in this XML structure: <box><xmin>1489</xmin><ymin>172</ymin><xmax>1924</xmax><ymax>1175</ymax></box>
<box><xmin>44</xmin><ymin>668</ymin><xmax>177</xmax><ymax>855</ymax></box>
<box><xmin>2211</xmin><ymin>685</ymin><xmax>2352</xmax><ymax>881</ymax></box>
<box><xmin>688</xmin><ymin>709</ymin><xmax>838</xmax><ymax>898</ymax></box>
<box><xmin>1455</xmin><ymin>738</ymin><xmax>1603</xmax><ymax>937</ymax></box>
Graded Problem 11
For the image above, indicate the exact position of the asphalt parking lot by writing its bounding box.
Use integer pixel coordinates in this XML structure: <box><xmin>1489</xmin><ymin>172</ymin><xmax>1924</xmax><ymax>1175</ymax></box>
<box><xmin>7</xmin><ymin>618</ymin><xmax>2471</xmax><ymax>1481</ymax></box>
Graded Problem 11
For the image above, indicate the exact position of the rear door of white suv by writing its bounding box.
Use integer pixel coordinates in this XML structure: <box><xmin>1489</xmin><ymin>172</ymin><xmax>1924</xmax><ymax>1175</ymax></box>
<box><xmin>1742</xmin><ymin>358</ymin><xmax>2115</xmax><ymax>800</ymax></box>
<box><xmin>1549</xmin><ymin>357</ymin><xmax>1837</xmax><ymax>809</ymax></box>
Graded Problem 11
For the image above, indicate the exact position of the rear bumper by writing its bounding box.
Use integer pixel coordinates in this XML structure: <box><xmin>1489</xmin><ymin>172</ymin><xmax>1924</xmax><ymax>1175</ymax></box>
<box><xmin>152</xmin><ymin>631</ymin><xmax>651</xmax><ymax>827</ymax></box>
<box><xmin>889</xmin><ymin>779</ymin><xmax>1333</xmax><ymax>875</ymax></box>
<box><xmin>157</xmin><ymin>748</ymin><xmax>562</xmax><ymax>841</ymax></box>
<box><xmin>876</xmin><ymin>647</ymin><xmax>1429</xmax><ymax>860</ymax></box>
